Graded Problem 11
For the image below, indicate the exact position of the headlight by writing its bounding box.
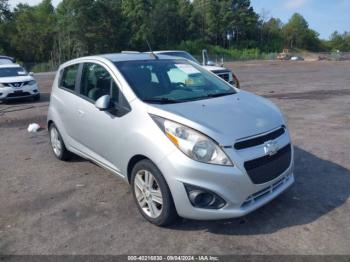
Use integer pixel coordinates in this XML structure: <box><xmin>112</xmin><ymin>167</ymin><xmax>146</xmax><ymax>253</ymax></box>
<box><xmin>152</xmin><ymin>115</ymin><xmax>233</xmax><ymax>166</ymax></box>
<box><xmin>28</xmin><ymin>80</ymin><xmax>36</xmax><ymax>85</ymax></box>
<box><xmin>0</xmin><ymin>83</ymin><xmax>5</xmax><ymax>88</ymax></box>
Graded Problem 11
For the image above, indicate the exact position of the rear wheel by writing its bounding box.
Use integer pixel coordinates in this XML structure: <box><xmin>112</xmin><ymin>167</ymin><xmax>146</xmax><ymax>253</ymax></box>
<box><xmin>49</xmin><ymin>123</ymin><xmax>71</xmax><ymax>161</ymax></box>
<box><xmin>131</xmin><ymin>159</ymin><xmax>177</xmax><ymax>226</ymax></box>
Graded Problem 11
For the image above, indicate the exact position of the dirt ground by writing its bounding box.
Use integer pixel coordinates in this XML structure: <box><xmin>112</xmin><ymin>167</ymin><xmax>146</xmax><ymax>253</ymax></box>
<box><xmin>0</xmin><ymin>61</ymin><xmax>349</xmax><ymax>255</ymax></box>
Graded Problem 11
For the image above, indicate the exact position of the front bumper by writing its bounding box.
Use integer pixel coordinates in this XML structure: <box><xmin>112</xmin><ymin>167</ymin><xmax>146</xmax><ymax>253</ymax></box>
<box><xmin>0</xmin><ymin>84</ymin><xmax>39</xmax><ymax>101</ymax></box>
<box><xmin>157</xmin><ymin>131</ymin><xmax>294</xmax><ymax>220</ymax></box>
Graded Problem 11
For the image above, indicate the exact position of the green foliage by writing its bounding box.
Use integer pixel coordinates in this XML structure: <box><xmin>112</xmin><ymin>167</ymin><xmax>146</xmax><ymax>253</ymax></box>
<box><xmin>176</xmin><ymin>40</ymin><xmax>274</xmax><ymax>61</ymax></box>
<box><xmin>0</xmin><ymin>0</ymin><xmax>348</xmax><ymax>71</ymax></box>
<box><xmin>10</xmin><ymin>0</ymin><xmax>56</xmax><ymax>62</ymax></box>
<box><xmin>327</xmin><ymin>31</ymin><xmax>350</xmax><ymax>51</ymax></box>
<box><xmin>55</xmin><ymin>0</ymin><xmax>126</xmax><ymax>62</ymax></box>
<box><xmin>0</xmin><ymin>0</ymin><xmax>11</xmax><ymax>21</ymax></box>
<box><xmin>259</xmin><ymin>18</ymin><xmax>284</xmax><ymax>52</ymax></box>
<box><xmin>282</xmin><ymin>13</ymin><xmax>321</xmax><ymax>51</ymax></box>
<box><xmin>29</xmin><ymin>62</ymin><xmax>56</xmax><ymax>73</ymax></box>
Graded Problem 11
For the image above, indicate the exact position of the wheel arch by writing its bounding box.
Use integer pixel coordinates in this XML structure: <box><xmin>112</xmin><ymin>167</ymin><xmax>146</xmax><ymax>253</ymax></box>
<box><xmin>127</xmin><ymin>155</ymin><xmax>150</xmax><ymax>184</ymax></box>
<box><xmin>47</xmin><ymin>120</ymin><xmax>54</xmax><ymax>130</ymax></box>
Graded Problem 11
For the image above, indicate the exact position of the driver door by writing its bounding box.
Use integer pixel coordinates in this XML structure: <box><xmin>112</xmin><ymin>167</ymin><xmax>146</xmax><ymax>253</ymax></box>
<box><xmin>73</xmin><ymin>62</ymin><xmax>130</xmax><ymax>174</ymax></box>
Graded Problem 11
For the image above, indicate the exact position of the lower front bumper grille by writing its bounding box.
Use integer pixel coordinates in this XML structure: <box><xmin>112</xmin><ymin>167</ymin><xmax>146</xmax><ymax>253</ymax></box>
<box><xmin>241</xmin><ymin>173</ymin><xmax>292</xmax><ymax>208</ymax></box>
<box><xmin>6</xmin><ymin>92</ymin><xmax>31</xmax><ymax>98</ymax></box>
<box><xmin>244</xmin><ymin>144</ymin><xmax>292</xmax><ymax>184</ymax></box>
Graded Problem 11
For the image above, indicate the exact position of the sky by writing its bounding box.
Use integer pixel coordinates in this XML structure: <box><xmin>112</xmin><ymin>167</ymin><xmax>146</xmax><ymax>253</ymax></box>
<box><xmin>9</xmin><ymin>0</ymin><xmax>350</xmax><ymax>40</ymax></box>
<box><xmin>251</xmin><ymin>0</ymin><xmax>350</xmax><ymax>39</ymax></box>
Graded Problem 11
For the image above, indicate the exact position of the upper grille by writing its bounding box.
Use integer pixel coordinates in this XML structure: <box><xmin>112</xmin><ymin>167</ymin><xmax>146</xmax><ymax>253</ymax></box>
<box><xmin>217</xmin><ymin>73</ymin><xmax>230</xmax><ymax>82</ymax></box>
<box><xmin>212</xmin><ymin>70</ymin><xmax>231</xmax><ymax>82</ymax></box>
<box><xmin>234</xmin><ymin>127</ymin><xmax>285</xmax><ymax>150</ymax></box>
<box><xmin>4</xmin><ymin>82</ymin><xmax>27</xmax><ymax>87</ymax></box>
<box><xmin>244</xmin><ymin>144</ymin><xmax>292</xmax><ymax>184</ymax></box>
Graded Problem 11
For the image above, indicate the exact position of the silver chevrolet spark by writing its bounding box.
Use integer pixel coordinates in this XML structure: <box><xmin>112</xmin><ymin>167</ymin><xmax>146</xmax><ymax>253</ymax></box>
<box><xmin>47</xmin><ymin>53</ymin><xmax>294</xmax><ymax>226</ymax></box>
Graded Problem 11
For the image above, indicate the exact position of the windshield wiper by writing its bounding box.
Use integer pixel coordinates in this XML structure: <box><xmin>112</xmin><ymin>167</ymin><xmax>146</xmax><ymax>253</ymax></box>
<box><xmin>143</xmin><ymin>97</ymin><xmax>180</xmax><ymax>104</ymax></box>
<box><xmin>205</xmin><ymin>92</ymin><xmax>236</xmax><ymax>98</ymax></box>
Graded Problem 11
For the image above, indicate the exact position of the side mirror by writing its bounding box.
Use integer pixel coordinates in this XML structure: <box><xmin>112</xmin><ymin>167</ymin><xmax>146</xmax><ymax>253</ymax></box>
<box><xmin>29</xmin><ymin>72</ymin><xmax>34</xmax><ymax>76</ymax></box>
<box><xmin>206</xmin><ymin>60</ymin><xmax>215</xmax><ymax>66</ymax></box>
<box><xmin>95</xmin><ymin>95</ymin><xmax>111</xmax><ymax>111</ymax></box>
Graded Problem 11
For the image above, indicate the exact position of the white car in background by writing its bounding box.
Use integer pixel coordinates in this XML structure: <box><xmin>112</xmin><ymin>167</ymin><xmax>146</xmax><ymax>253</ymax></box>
<box><xmin>0</xmin><ymin>64</ymin><xmax>40</xmax><ymax>102</ymax></box>
<box><xmin>0</xmin><ymin>55</ymin><xmax>15</xmax><ymax>64</ymax></box>
<box><xmin>152</xmin><ymin>50</ymin><xmax>240</xmax><ymax>88</ymax></box>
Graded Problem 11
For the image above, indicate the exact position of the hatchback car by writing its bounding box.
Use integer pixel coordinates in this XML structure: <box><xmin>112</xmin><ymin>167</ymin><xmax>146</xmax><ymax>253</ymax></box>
<box><xmin>0</xmin><ymin>64</ymin><xmax>40</xmax><ymax>101</ymax></box>
<box><xmin>48</xmin><ymin>53</ymin><xmax>294</xmax><ymax>226</ymax></box>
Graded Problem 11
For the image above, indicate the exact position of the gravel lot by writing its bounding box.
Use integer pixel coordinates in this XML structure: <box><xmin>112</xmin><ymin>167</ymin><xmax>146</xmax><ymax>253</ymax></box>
<box><xmin>0</xmin><ymin>61</ymin><xmax>349</xmax><ymax>255</ymax></box>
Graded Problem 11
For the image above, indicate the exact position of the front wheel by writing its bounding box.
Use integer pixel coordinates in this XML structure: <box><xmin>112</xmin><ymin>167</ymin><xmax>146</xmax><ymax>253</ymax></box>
<box><xmin>33</xmin><ymin>94</ymin><xmax>40</xmax><ymax>101</ymax></box>
<box><xmin>131</xmin><ymin>159</ymin><xmax>177</xmax><ymax>226</ymax></box>
<box><xmin>49</xmin><ymin>124</ymin><xmax>71</xmax><ymax>161</ymax></box>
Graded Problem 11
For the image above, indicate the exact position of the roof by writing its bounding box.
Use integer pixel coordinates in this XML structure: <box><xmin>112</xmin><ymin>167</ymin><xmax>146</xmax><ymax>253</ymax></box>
<box><xmin>0</xmin><ymin>63</ymin><xmax>21</xmax><ymax>68</ymax></box>
<box><xmin>152</xmin><ymin>50</ymin><xmax>188</xmax><ymax>54</ymax></box>
<box><xmin>59</xmin><ymin>53</ymin><xmax>187</xmax><ymax>69</ymax></box>
<box><xmin>100</xmin><ymin>53</ymin><xmax>182</xmax><ymax>62</ymax></box>
<box><xmin>0</xmin><ymin>55</ymin><xmax>15</xmax><ymax>61</ymax></box>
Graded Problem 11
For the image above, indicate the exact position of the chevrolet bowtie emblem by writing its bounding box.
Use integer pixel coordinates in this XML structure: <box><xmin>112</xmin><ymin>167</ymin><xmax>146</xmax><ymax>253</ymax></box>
<box><xmin>264</xmin><ymin>140</ymin><xmax>279</xmax><ymax>156</ymax></box>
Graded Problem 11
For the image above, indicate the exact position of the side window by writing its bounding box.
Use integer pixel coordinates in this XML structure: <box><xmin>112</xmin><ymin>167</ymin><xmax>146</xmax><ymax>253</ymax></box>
<box><xmin>60</xmin><ymin>64</ymin><xmax>79</xmax><ymax>91</ymax></box>
<box><xmin>79</xmin><ymin>63</ymin><xmax>120</xmax><ymax>103</ymax></box>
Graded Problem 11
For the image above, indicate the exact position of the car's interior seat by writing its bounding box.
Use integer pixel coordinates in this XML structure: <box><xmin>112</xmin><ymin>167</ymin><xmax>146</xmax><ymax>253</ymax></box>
<box><xmin>129</xmin><ymin>67</ymin><xmax>164</xmax><ymax>99</ymax></box>
<box><xmin>88</xmin><ymin>74</ymin><xmax>111</xmax><ymax>101</ymax></box>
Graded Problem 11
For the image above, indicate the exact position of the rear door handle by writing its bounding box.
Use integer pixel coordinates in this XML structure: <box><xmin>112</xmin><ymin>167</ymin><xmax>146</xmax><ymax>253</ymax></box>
<box><xmin>77</xmin><ymin>109</ymin><xmax>85</xmax><ymax>117</ymax></box>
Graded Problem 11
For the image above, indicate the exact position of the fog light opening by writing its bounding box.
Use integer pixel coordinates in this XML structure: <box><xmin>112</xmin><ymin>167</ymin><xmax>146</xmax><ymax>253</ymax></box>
<box><xmin>189</xmin><ymin>191</ymin><xmax>215</xmax><ymax>208</ymax></box>
<box><xmin>185</xmin><ymin>184</ymin><xmax>226</xmax><ymax>209</ymax></box>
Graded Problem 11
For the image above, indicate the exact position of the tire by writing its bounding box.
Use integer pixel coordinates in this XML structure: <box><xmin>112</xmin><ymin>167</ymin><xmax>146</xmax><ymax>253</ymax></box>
<box><xmin>49</xmin><ymin>123</ymin><xmax>71</xmax><ymax>161</ymax></box>
<box><xmin>33</xmin><ymin>94</ymin><xmax>40</xmax><ymax>101</ymax></box>
<box><xmin>131</xmin><ymin>159</ymin><xmax>178</xmax><ymax>226</ymax></box>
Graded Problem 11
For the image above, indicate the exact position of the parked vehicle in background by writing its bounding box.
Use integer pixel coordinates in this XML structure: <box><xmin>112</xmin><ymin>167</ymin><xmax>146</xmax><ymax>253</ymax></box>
<box><xmin>0</xmin><ymin>64</ymin><xmax>40</xmax><ymax>102</ymax></box>
<box><xmin>48</xmin><ymin>53</ymin><xmax>294</xmax><ymax>226</ymax></box>
<box><xmin>0</xmin><ymin>55</ymin><xmax>15</xmax><ymax>64</ymax></box>
<box><xmin>152</xmin><ymin>50</ymin><xmax>240</xmax><ymax>88</ymax></box>
<box><xmin>290</xmin><ymin>56</ymin><xmax>304</xmax><ymax>61</ymax></box>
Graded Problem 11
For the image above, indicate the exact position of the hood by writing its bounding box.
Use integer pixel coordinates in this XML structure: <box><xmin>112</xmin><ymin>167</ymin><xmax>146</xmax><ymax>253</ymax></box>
<box><xmin>0</xmin><ymin>75</ymin><xmax>33</xmax><ymax>83</ymax></box>
<box><xmin>202</xmin><ymin>65</ymin><xmax>231</xmax><ymax>72</ymax></box>
<box><xmin>147</xmin><ymin>91</ymin><xmax>285</xmax><ymax>146</ymax></box>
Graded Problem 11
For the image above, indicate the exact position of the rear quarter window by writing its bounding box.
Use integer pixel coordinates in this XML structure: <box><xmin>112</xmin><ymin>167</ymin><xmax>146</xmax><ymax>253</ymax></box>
<box><xmin>60</xmin><ymin>64</ymin><xmax>79</xmax><ymax>91</ymax></box>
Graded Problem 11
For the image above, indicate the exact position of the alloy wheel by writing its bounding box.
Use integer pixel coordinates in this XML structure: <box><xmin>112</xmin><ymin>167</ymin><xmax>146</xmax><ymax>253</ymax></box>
<box><xmin>134</xmin><ymin>170</ymin><xmax>163</xmax><ymax>218</ymax></box>
<box><xmin>50</xmin><ymin>127</ymin><xmax>62</xmax><ymax>157</ymax></box>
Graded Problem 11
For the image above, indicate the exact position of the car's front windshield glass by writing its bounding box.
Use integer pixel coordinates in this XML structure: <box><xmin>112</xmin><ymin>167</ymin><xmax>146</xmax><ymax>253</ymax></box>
<box><xmin>0</xmin><ymin>59</ymin><xmax>13</xmax><ymax>65</ymax></box>
<box><xmin>0</xmin><ymin>67</ymin><xmax>27</xmax><ymax>77</ymax></box>
<box><xmin>115</xmin><ymin>59</ymin><xmax>235</xmax><ymax>104</ymax></box>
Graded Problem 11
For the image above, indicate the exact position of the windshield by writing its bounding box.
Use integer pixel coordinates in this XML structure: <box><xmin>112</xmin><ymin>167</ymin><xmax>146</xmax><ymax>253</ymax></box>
<box><xmin>0</xmin><ymin>59</ymin><xmax>14</xmax><ymax>65</ymax></box>
<box><xmin>159</xmin><ymin>52</ymin><xmax>200</xmax><ymax>64</ymax></box>
<box><xmin>115</xmin><ymin>59</ymin><xmax>236</xmax><ymax>104</ymax></box>
<box><xmin>0</xmin><ymin>67</ymin><xmax>27</xmax><ymax>77</ymax></box>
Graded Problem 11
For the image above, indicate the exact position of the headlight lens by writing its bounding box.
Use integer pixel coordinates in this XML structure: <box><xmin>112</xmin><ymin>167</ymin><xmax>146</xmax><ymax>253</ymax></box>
<box><xmin>0</xmin><ymin>83</ymin><xmax>5</xmax><ymax>88</ymax></box>
<box><xmin>28</xmin><ymin>80</ymin><xmax>36</xmax><ymax>85</ymax></box>
<box><xmin>152</xmin><ymin>116</ymin><xmax>233</xmax><ymax>166</ymax></box>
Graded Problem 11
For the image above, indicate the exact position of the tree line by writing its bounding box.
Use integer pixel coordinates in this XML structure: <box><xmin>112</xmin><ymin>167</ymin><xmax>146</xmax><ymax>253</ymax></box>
<box><xmin>0</xmin><ymin>0</ymin><xmax>349</xmax><ymax>66</ymax></box>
